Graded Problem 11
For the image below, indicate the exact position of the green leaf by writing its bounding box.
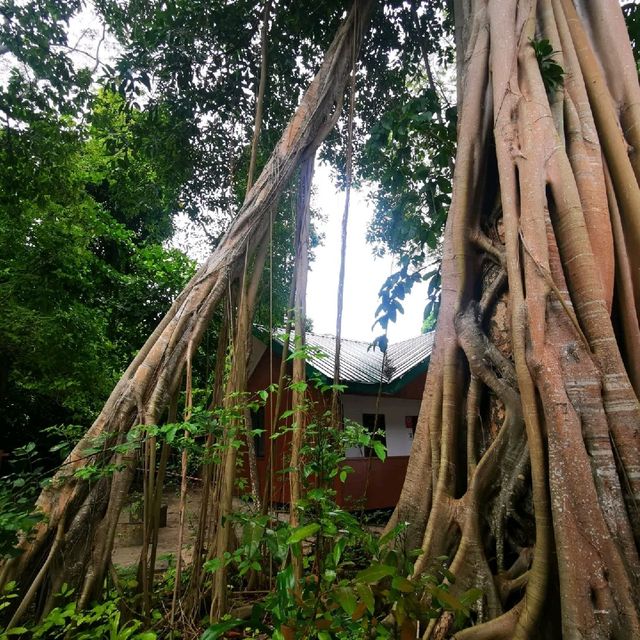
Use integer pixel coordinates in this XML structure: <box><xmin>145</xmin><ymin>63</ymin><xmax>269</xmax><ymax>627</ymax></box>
<box><xmin>203</xmin><ymin>558</ymin><xmax>224</xmax><ymax>573</ymax></box>
<box><xmin>441</xmin><ymin>568</ymin><xmax>456</xmax><ymax>584</ymax></box>
<box><xmin>333</xmin><ymin>586</ymin><xmax>357</xmax><ymax>615</ymax></box>
<box><xmin>355</xmin><ymin>582</ymin><xmax>375</xmax><ymax>614</ymax></box>
<box><xmin>428</xmin><ymin>586</ymin><xmax>466</xmax><ymax>612</ymax></box>
<box><xmin>355</xmin><ymin>563</ymin><xmax>396</xmax><ymax>584</ymax></box>
<box><xmin>201</xmin><ymin>619</ymin><xmax>244</xmax><ymax>640</ymax></box>
<box><xmin>323</xmin><ymin>568</ymin><xmax>337</xmax><ymax>583</ymax></box>
<box><xmin>372</xmin><ymin>440</ymin><xmax>387</xmax><ymax>461</ymax></box>
<box><xmin>460</xmin><ymin>587</ymin><xmax>483</xmax><ymax>607</ymax></box>
<box><xmin>287</xmin><ymin>523</ymin><xmax>320</xmax><ymax>544</ymax></box>
<box><xmin>332</xmin><ymin>537</ymin><xmax>346</xmax><ymax>566</ymax></box>
<box><xmin>391</xmin><ymin>576</ymin><xmax>414</xmax><ymax>593</ymax></box>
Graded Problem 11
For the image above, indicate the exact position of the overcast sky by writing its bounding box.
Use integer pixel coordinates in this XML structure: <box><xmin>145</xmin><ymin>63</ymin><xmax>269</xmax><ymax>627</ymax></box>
<box><xmin>308</xmin><ymin>163</ymin><xmax>430</xmax><ymax>343</ymax></box>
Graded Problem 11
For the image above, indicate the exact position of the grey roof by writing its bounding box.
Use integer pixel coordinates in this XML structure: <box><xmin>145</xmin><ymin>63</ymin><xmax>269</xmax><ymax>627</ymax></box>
<box><xmin>273</xmin><ymin>331</ymin><xmax>434</xmax><ymax>387</ymax></box>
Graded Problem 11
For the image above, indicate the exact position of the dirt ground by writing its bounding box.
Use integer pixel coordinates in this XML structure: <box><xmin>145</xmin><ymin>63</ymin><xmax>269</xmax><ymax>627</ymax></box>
<box><xmin>112</xmin><ymin>484</ymin><xmax>386</xmax><ymax>570</ymax></box>
<box><xmin>112</xmin><ymin>484</ymin><xmax>205</xmax><ymax>568</ymax></box>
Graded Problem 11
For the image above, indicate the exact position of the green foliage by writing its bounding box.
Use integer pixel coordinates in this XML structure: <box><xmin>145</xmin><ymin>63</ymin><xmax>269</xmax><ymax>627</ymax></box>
<box><xmin>0</xmin><ymin>0</ymin><xmax>92</xmax><ymax>124</ymax></box>
<box><xmin>363</xmin><ymin>91</ymin><xmax>454</xmax><ymax>259</ymax></box>
<box><xmin>1</xmin><ymin>0</ymin><xmax>199</xmax><ymax>454</ymax></box>
<box><xmin>0</xmin><ymin>583</ymin><xmax>156</xmax><ymax>640</ymax></box>
<box><xmin>0</xmin><ymin>444</ymin><xmax>43</xmax><ymax>559</ymax></box>
<box><xmin>0</xmin><ymin>359</ymin><xmax>479</xmax><ymax>637</ymax></box>
<box><xmin>85</xmin><ymin>91</ymin><xmax>195</xmax><ymax>244</ymax></box>
<box><xmin>531</xmin><ymin>38</ymin><xmax>565</xmax><ymax>93</ymax></box>
<box><xmin>201</xmin><ymin>375</ymin><xmax>478</xmax><ymax>639</ymax></box>
<box><xmin>203</xmin><ymin>519</ymin><xmax>478</xmax><ymax>639</ymax></box>
<box><xmin>371</xmin><ymin>255</ymin><xmax>440</xmax><ymax>349</ymax></box>
<box><xmin>362</xmin><ymin>87</ymin><xmax>454</xmax><ymax>337</ymax></box>
<box><xmin>422</xmin><ymin>263</ymin><xmax>442</xmax><ymax>332</ymax></box>
<box><xmin>347</xmin><ymin>4</ymin><xmax>455</xmax><ymax>336</ymax></box>
<box><xmin>0</xmin><ymin>89</ymin><xmax>195</xmax><ymax>450</ymax></box>
<box><xmin>372</xmin><ymin>255</ymin><xmax>427</xmax><ymax>348</ymax></box>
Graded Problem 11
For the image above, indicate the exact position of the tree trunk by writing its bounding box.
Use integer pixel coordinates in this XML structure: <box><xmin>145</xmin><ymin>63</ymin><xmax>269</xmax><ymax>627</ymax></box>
<box><xmin>0</xmin><ymin>0</ymin><xmax>374</xmax><ymax>620</ymax></box>
<box><xmin>288</xmin><ymin>154</ymin><xmax>314</xmax><ymax>582</ymax></box>
<box><xmin>394</xmin><ymin>1</ymin><xmax>640</xmax><ymax>638</ymax></box>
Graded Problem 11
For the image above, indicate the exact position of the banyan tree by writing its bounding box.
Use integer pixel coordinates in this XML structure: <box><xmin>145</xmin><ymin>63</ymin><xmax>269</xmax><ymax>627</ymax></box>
<box><xmin>2</xmin><ymin>0</ymin><xmax>640</xmax><ymax>638</ymax></box>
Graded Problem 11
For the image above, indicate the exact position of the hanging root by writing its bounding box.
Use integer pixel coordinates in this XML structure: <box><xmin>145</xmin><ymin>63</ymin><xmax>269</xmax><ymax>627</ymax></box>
<box><xmin>398</xmin><ymin>1</ymin><xmax>640</xmax><ymax>639</ymax></box>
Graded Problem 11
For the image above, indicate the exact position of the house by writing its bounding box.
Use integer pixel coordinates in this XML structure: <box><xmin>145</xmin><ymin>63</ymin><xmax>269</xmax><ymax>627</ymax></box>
<box><xmin>245</xmin><ymin>330</ymin><xmax>434</xmax><ymax>510</ymax></box>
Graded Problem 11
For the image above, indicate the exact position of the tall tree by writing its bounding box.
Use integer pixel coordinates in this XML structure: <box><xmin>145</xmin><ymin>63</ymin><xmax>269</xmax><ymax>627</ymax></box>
<box><xmin>3</xmin><ymin>2</ymin><xmax>640</xmax><ymax>638</ymax></box>
<box><xmin>391</xmin><ymin>0</ymin><xmax>640</xmax><ymax>637</ymax></box>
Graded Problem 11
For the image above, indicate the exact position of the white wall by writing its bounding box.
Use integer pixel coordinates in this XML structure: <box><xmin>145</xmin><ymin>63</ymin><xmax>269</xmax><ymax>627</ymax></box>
<box><xmin>342</xmin><ymin>394</ymin><xmax>421</xmax><ymax>458</ymax></box>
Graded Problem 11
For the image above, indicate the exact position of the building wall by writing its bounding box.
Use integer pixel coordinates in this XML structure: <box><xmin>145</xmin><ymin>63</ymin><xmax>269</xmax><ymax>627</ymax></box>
<box><xmin>244</xmin><ymin>344</ymin><xmax>427</xmax><ymax>509</ymax></box>
<box><xmin>342</xmin><ymin>394</ymin><xmax>420</xmax><ymax>458</ymax></box>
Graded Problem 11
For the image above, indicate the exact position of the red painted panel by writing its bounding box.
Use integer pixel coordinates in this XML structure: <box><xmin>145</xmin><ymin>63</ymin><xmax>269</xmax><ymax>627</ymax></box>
<box><xmin>339</xmin><ymin>457</ymin><xmax>409</xmax><ymax>510</ymax></box>
<box><xmin>239</xmin><ymin>348</ymin><xmax>413</xmax><ymax>510</ymax></box>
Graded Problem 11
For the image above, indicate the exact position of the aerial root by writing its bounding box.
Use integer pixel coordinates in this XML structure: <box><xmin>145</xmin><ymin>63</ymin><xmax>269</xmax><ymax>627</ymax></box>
<box><xmin>7</xmin><ymin>516</ymin><xmax>66</xmax><ymax>629</ymax></box>
<box><xmin>452</xmin><ymin>599</ymin><xmax>523</xmax><ymax>640</ymax></box>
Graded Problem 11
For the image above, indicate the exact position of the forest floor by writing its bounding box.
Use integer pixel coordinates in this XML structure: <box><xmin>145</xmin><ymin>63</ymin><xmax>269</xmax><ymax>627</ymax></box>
<box><xmin>112</xmin><ymin>484</ymin><xmax>387</xmax><ymax>570</ymax></box>
<box><xmin>111</xmin><ymin>485</ymin><xmax>291</xmax><ymax>569</ymax></box>
<box><xmin>112</xmin><ymin>483</ymin><xmax>205</xmax><ymax>568</ymax></box>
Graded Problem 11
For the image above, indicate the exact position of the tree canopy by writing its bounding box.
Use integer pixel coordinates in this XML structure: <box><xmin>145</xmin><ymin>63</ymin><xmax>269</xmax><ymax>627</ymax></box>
<box><xmin>0</xmin><ymin>0</ymin><xmax>457</xmax><ymax>449</ymax></box>
<box><xmin>2</xmin><ymin>1</ymin><xmax>640</xmax><ymax>639</ymax></box>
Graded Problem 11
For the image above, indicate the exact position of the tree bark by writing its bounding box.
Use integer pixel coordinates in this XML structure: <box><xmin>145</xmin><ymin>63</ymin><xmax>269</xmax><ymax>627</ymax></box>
<box><xmin>288</xmin><ymin>154</ymin><xmax>314</xmax><ymax>582</ymax></box>
<box><xmin>394</xmin><ymin>1</ymin><xmax>640</xmax><ymax>638</ymax></box>
<box><xmin>246</xmin><ymin>0</ymin><xmax>272</xmax><ymax>195</ymax></box>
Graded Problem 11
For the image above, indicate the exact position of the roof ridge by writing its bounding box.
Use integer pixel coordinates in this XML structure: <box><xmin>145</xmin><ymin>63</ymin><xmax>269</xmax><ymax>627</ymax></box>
<box><xmin>308</xmin><ymin>332</ymin><xmax>370</xmax><ymax>345</ymax></box>
<box><xmin>306</xmin><ymin>330</ymin><xmax>431</xmax><ymax>346</ymax></box>
<box><xmin>262</xmin><ymin>325</ymin><xmax>433</xmax><ymax>347</ymax></box>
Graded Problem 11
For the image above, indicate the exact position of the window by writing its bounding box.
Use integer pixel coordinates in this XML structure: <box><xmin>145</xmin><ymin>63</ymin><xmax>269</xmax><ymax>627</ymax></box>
<box><xmin>251</xmin><ymin>406</ymin><xmax>266</xmax><ymax>457</ymax></box>
<box><xmin>362</xmin><ymin>413</ymin><xmax>386</xmax><ymax>457</ymax></box>
<box><xmin>405</xmin><ymin>415</ymin><xmax>418</xmax><ymax>438</ymax></box>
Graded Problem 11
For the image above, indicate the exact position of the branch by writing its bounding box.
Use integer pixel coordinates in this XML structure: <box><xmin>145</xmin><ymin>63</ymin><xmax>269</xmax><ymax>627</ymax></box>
<box><xmin>92</xmin><ymin>24</ymin><xmax>106</xmax><ymax>75</ymax></box>
<box><xmin>479</xmin><ymin>268</ymin><xmax>507</xmax><ymax>317</ymax></box>
<box><xmin>409</xmin><ymin>0</ymin><xmax>450</xmax><ymax>116</ymax></box>
<box><xmin>456</xmin><ymin>303</ymin><xmax>518</xmax><ymax>404</ymax></box>
<box><xmin>54</xmin><ymin>43</ymin><xmax>106</xmax><ymax>70</ymax></box>
<box><xmin>246</xmin><ymin>0</ymin><xmax>272</xmax><ymax>194</ymax></box>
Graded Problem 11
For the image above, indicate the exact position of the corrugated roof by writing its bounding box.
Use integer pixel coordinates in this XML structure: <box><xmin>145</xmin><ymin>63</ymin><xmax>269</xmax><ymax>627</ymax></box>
<box><xmin>272</xmin><ymin>331</ymin><xmax>434</xmax><ymax>386</ymax></box>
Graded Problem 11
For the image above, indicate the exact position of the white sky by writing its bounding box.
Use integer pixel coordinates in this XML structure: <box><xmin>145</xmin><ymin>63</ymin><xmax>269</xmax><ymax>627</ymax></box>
<box><xmin>308</xmin><ymin>163</ymin><xmax>429</xmax><ymax>342</ymax></box>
